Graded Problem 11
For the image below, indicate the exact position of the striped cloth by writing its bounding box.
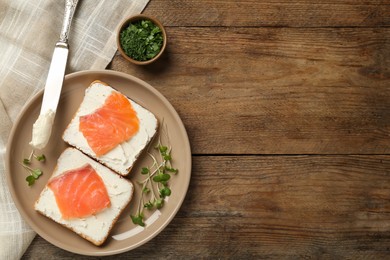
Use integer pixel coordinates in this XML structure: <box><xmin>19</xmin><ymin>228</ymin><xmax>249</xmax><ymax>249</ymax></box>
<box><xmin>0</xmin><ymin>0</ymin><xmax>150</xmax><ymax>258</ymax></box>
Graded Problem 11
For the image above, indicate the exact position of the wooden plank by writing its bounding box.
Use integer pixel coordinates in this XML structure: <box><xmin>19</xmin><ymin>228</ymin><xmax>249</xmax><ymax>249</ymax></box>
<box><xmin>143</xmin><ymin>0</ymin><xmax>390</xmax><ymax>27</ymax></box>
<box><xmin>109</xmin><ymin>27</ymin><xmax>390</xmax><ymax>154</ymax></box>
<box><xmin>23</xmin><ymin>155</ymin><xmax>390</xmax><ymax>259</ymax></box>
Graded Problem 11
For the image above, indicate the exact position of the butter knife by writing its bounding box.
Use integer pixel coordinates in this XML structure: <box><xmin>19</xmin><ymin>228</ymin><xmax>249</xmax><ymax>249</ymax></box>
<box><xmin>30</xmin><ymin>0</ymin><xmax>79</xmax><ymax>149</ymax></box>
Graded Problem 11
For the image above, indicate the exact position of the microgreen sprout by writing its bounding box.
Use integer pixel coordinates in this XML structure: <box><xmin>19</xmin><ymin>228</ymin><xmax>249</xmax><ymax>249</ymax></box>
<box><xmin>141</xmin><ymin>167</ymin><xmax>149</xmax><ymax>175</ymax></box>
<box><xmin>23</xmin><ymin>158</ymin><xmax>31</xmax><ymax>165</ymax></box>
<box><xmin>20</xmin><ymin>163</ymin><xmax>43</xmax><ymax>186</ymax></box>
<box><xmin>131</xmin><ymin>213</ymin><xmax>145</xmax><ymax>227</ymax></box>
<box><xmin>21</xmin><ymin>150</ymin><xmax>45</xmax><ymax>186</ymax></box>
<box><xmin>34</xmin><ymin>154</ymin><xmax>46</xmax><ymax>162</ymax></box>
<box><xmin>130</xmin><ymin>121</ymin><xmax>178</xmax><ymax>226</ymax></box>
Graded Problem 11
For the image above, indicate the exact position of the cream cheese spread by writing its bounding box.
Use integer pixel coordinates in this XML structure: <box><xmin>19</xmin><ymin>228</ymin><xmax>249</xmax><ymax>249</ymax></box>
<box><xmin>30</xmin><ymin>110</ymin><xmax>55</xmax><ymax>149</ymax></box>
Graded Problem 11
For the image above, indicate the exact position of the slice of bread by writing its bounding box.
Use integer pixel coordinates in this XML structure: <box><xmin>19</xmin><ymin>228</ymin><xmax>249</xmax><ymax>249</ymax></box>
<box><xmin>62</xmin><ymin>80</ymin><xmax>158</xmax><ymax>176</ymax></box>
<box><xmin>34</xmin><ymin>147</ymin><xmax>134</xmax><ymax>246</ymax></box>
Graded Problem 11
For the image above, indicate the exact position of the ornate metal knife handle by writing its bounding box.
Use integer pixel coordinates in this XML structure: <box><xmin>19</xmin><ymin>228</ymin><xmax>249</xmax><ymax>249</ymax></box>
<box><xmin>59</xmin><ymin>0</ymin><xmax>79</xmax><ymax>44</ymax></box>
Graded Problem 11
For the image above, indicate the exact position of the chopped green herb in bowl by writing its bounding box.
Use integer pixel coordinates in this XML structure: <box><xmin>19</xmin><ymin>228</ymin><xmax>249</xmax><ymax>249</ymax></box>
<box><xmin>117</xmin><ymin>15</ymin><xmax>166</xmax><ymax>65</ymax></box>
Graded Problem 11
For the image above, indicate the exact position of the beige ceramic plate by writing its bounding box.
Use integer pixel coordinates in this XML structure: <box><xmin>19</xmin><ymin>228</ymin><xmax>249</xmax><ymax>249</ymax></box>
<box><xmin>5</xmin><ymin>70</ymin><xmax>191</xmax><ymax>256</ymax></box>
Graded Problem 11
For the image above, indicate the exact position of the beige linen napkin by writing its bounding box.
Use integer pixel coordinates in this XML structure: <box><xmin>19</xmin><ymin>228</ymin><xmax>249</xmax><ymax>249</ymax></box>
<box><xmin>0</xmin><ymin>0</ymin><xmax>150</xmax><ymax>258</ymax></box>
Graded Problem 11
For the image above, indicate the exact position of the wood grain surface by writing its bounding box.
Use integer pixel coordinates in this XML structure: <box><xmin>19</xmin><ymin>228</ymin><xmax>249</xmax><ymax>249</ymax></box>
<box><xmin>144</xmin><ymin>0</ymin><xmax>390</xmax><ymax>27</ymax></box>
<box><xmin>23</xmin><ymin>0</ymin><xmax>389</xmax><ymax>259</ymax></box>
<box><xmin>24</xmin><ymin>156</ymin><xmax>390</xmax><ymax>259</ymax></box>
<box><xmin>109</xmin><ymin>27</ymin><xmax>390</xmax><ymax>154</ymax></box>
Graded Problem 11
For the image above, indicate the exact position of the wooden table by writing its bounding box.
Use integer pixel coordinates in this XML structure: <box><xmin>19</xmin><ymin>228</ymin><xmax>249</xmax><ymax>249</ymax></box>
<box><xmin>23</xmin><ymin>1</ymin><xmax>390</xmax><ymax>258</ymax></box>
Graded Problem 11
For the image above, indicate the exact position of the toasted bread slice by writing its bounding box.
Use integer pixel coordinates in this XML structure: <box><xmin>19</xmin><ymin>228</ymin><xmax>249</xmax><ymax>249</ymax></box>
<box><xmin>34</xmin><ymin>148</ymin><xmax>134</xmax><ymax>246</ymax></box>
<box><xmin>62</xmin><ymin>80</ymin><xmax>158</xmax><ymax>176</ymax></box>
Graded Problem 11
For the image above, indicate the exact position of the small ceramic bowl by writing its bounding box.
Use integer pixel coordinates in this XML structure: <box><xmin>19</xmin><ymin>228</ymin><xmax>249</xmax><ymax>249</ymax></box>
<box><xmin>117</xmin><ymin>14</ymin><xmax>167</xmax><ymax>65</ymax></box>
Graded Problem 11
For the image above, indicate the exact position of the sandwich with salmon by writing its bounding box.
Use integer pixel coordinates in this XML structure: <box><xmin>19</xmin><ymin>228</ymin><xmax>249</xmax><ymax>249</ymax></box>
<box><xmin>62</xmin><ymin>80</ymin><xmax>158</xmax><ymax>176</ymax></box>
<box><xmin>34</xmin><ymin>147</ymin><xmax>134</xmax><ymax>246</ymax></box>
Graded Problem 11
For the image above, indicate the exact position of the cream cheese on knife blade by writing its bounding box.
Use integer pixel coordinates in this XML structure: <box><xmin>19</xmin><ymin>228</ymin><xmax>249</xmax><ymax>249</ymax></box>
<box><xmin>30</xmin><ymin>110</ymin><xmax>55</xmax><ymax>149</ymax></box>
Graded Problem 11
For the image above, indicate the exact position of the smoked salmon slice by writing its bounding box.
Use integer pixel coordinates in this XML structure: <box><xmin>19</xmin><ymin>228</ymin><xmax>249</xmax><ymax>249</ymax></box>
<box><xmin>48</xmin><ymin>164</ymin><xmax>110</xmax><ymax>219</ymax></box>
<box><xmin>79</xmin><ymin>91</ymin><xmax>140</xmax><ymax>156</ymax></box>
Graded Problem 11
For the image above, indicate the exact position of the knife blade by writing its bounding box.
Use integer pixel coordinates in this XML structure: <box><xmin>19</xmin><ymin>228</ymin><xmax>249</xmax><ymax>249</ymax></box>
<box><xmin>40</xmin><ymin>43</ymin><xmax>68</xmax><ymax>114</ymax></box>
<box><xmin>30</xmin><ymin>0</ymin><xmax>78</xmax><ymax>150</ymax></box>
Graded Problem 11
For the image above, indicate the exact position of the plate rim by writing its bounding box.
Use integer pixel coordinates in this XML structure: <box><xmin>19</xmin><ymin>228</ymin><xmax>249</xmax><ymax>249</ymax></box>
<box><xmin>5</xmin><ymin>69</ymin><xmax>192</xmax><ymax>256</ymax></box>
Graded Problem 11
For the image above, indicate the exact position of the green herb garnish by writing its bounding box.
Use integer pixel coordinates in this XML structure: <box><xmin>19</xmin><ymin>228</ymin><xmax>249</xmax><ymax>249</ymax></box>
<box><xmin>144</xmin><ymin>201</ymin><xmax>154</xmax><ymax>210</ymax></box>
<box><xmin>34</xmin><ymin>154</ymin><xmax>46</xmax><ymax>162</ymax></box>
<box><xmin>23</xmin><ymin>158</ymin><xmax>31</xmax><ymax>165</ymax></box>
<box><xmin>21</xmin><ymin>150</ymin><xmax>45</xmax><ymax>186</ymax></box>
<box><xmin>159</xmin><ymin>187</ymin><xmax>171</xmax><ymax>198</ymax></box>
<box><xmin>130</xmin><ymin>121</ymin><xmax>178</xmax><ymax>226</ymax></box>
<box><xmin>141</xmin><ymin>167</ymin><xmax>149</xmax><ymax>175</ymax></box>
<box><xmin>120</xmin><ymin>19</ymin><xmax>163</xmax><ymax>61</ymax></box>
<box><xmin>21</xmin><ymin>164</ymin><xmax>43</xmax><ymax>186</ymax></box>
<box><xmin>131</xmin><ymin>213</ymin><xmax>145</xmax><ymax>227</ymax></box>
